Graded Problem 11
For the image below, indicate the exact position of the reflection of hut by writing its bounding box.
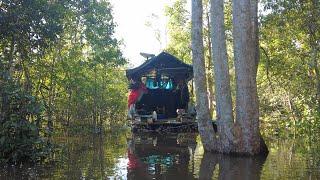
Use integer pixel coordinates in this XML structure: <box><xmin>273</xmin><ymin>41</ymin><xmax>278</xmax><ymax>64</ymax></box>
<box><xmin>127</xmin><ymin>133</ymin><xmax>197</xmax><ymax>179</ymax></box>
<box><xmin>126</xmin><ymin>52</ymin><xmax>193</xmax><ymax>119</ymax></box>
<box><xmin>131</xmin><ymin>132</ymin><xmax>196</xmax><ymax>156</ymax></box>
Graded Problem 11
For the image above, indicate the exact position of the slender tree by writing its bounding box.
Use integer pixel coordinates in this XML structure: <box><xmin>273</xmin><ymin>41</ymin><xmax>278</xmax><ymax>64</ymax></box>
<box><xmin>210</xmin><ymin>0</ymin><xmax>235</xmax><ymax>152</ymax></box>
<box><xmin>191</xmin><ymin>0</ymin><xmax>216</xmax><ymax>151</ymax></box>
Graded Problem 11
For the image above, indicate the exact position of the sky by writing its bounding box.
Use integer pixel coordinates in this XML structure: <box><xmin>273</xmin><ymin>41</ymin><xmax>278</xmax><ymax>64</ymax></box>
<box><xmin>110</xmin><ymin>0</ymin><xmax>174</xmax><ymax>67</ymax></box>
<box><xmin>110</xmin><ymin>1</ymin><xmax>264</xmax><ymax>68</ymax></box>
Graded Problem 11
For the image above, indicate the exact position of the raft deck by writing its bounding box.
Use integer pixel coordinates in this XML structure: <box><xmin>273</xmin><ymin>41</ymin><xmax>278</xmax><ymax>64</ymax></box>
<box><xmin>131</xmin><ymin>118</ymin><xmax>198</xmax><ymax>133</ymax></box>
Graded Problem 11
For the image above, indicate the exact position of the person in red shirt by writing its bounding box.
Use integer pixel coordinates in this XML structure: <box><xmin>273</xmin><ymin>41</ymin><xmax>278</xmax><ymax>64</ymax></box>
<box><xmin>128</xmin><ymin>78</ymin><xmax>148</xmax><ymax>119</ymax></box>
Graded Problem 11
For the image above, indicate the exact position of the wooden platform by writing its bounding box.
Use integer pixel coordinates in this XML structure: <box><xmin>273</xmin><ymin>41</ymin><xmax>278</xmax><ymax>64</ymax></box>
<box><xmin>131</xmin><ymin>118</ymin><xmax>198</xmax><ymax>133</ymax></box>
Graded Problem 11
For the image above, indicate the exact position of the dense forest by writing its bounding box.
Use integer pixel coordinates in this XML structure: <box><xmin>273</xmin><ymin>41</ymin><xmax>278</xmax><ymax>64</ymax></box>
<box><xmin>1</xmin><ymin>0</ymin><xmax>319</xmax><ymax>164</ymax></box>
<box><xmin>0</xmin><ymin>0</ymin><xmax>127</xmax><ymax>163</ymax></box>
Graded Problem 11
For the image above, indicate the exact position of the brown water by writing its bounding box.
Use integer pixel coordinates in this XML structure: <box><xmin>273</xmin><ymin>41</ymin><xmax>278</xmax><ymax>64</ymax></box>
<box><xmin>0</xmin><ymin>131</ymin><xmax>320</xmax><ymax>180</ymax></box>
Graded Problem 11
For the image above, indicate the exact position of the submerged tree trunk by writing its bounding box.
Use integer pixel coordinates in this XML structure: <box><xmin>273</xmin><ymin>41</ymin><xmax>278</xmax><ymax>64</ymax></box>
<box><xmin>191</xmin><ymin>0</ymin><xmax>216</xmax><ymax>151</ymax></box>
<box><xmin>210</xmin><ymin>0</ymin><xmax>235</xmax><ymax>153</ymax></box>
<box><xmin>232</xmin><ymin>0</ymin><xmax>267</xmax><ymax>155</ymax></box>
<box><xmin>190</xmin><ymin>0</ymin><xmax>268</xmax><ymax>155</ymax></box>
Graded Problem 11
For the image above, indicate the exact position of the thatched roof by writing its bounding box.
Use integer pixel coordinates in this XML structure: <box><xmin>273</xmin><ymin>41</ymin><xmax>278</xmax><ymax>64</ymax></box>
<box><xmin>126</xmin><ymin>52</ymin><xmax>193</xmax><ymax>81</ymax></box>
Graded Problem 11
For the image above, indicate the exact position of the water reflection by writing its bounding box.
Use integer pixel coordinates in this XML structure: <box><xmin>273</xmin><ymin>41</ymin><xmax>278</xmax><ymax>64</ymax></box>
<box><xmin>127</xmin><ymin>132</ymin><xmax>197</xmax><ymax>180</ymax></box>
<box><xmin>1</xmin><ymin>131</ymin><xmax>320</xmax><ymax>179</ymax></box>
<box><xmin>199</xmin><ymin>153</ymin><xmax>266</xmax><ymax>180</ymax></box>
<box><xmin>0</xmin><ymin>132</ymin><xmax>129</xmax><ymax>179</ymax></box>
<box><xmin>127</xmin><ymin>132</ymin><xmax>267</xmax><ymax>180</ymax></box>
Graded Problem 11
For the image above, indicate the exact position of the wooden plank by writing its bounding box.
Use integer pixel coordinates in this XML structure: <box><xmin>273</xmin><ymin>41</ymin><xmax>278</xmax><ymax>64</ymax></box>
<box><xmin>131</xmin><ymin>120</ymin><xmax>217</xmax><ymax>133</ymax></box>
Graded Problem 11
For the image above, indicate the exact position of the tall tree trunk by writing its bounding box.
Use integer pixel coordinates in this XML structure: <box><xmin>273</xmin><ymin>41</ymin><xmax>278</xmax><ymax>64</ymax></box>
<box><xmin>93</xmin><ymin>67</ymin><xmax>98</xmax><ymax>132</ymax></box>
<box><xmin>205</xmin><ymin>2</ymin><xmax>215</xmax><ymax>118</ymax></box>
<box><xmin>47</xmin><ymin>55</ymin><xmax>56</xmax><ymax>133</ymax></box>
<box><xmin>210</xmin><ymin>0</ymin><xmax>235</xmax><ymax>153</ymax></box>
<box><xmin>311</xmin><ymin>47</ymin><xmax>320</xmax><ymax>111</ymax></box>
<box><xmin>232</xmin><ymin>0</ymin><xmax>267</xmax><ymax>154</ymax></box>
<box><xmin>308</xmin><ymin>0</ymin><xmax>320</xmax><ymax>112</ymax></box>
<box><xmin>1</xmin><ymin>36</ymin><xmax>15</xmax><ymax>123</ymax></box>
<box><xmin>191</xmin><ymin>0</ymin><xmax>216</xmax><ymax>151</ymax></box>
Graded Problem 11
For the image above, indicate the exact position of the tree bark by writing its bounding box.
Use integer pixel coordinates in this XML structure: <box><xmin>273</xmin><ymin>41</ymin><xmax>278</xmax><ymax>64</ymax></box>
<box><xmin>232</xmin><ymin>0</ymin><xmax>266</xmax><ymax>154</ymax></box>
<box><xmin>204</xmin><ymin>2</ymin><xmax>215</xmax><ymax>118</ymax></box>
<box><xmin>210</xmin><ymin>0</ymin><xmax>235</xmax><ymax>153</ymax></box>
<box><xmin>191</xmin><ymin>0</ymin><xmax>216</xmax><ymax>151</ymax></box>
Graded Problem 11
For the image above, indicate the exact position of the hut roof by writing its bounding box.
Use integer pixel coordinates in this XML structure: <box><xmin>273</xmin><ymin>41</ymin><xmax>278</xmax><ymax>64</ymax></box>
<box><xmin>126</xmin><ymin>52</ymin><xmax>193</xmax><ymax>81</ymax></box>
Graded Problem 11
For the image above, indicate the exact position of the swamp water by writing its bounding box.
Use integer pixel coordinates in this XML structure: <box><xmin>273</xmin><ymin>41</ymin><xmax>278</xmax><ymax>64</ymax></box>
<box><xmin>0</xmin><ymin>131</ymin><xmax>319</xmax><ymax>179</ymax></box>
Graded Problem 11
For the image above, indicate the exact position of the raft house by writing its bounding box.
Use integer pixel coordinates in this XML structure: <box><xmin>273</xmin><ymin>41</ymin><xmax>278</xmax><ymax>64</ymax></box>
<box><xmin>126</xmin><ymin>52</ymin><xmax>198</xmax><ymax>132</ymax></box>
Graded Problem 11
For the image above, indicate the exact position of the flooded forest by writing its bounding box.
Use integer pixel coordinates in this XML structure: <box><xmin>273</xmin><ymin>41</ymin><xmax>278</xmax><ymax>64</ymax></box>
<box><xmin>0</xmin><ymin>0</ymin><xmax>320</xmax><ymax>179</ymax></box>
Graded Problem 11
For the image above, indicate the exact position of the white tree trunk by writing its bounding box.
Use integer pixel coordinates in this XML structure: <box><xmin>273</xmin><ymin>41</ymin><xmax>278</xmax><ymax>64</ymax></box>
<box><xmin>232</xmin><ymin>0</ymin><xmax>266</xmax><ymax>154</ymax></box>
<box><xmin>191</xmin><ymin>0</ymin><xmax>216</xmax><ymax>151</ymax></box>
<box><xmin>210</xmin><ymin>0</ymin><xmax>235</xmax><ymax>152</ymax></box>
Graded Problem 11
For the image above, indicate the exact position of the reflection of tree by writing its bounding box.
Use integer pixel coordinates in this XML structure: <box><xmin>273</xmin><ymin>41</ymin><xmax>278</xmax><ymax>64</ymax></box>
<box><xmin>51</xmin><ymin>133</ymin><xmax>128</xmax><ymax>179</ymax></box>
<box><xmin>128</xmin><ymin>133</ymin><xmax>267</xmax><ymax>179</ymax></box>
<box><xmin>0</xmin><ymin>133</ymin><xmax>129</xmax><ymax>179</ymax></box>
<box><xmin>199</xmin><ymin>153</ymin><xmax>267</xmax><ymax>180</ymax></box>
<box><xmin>199</xmin><ymin>153</ymin><xmax>218</xmax><ymax>179</ymax></box>
<box><xmin>262</xmin><ymin>139</ymin><xmax>320</xmax><ymax>179</ymax></box>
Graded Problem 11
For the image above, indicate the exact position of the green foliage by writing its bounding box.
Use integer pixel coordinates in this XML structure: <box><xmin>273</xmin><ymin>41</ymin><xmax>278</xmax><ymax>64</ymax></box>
<box><xmin>0</xmin><ymin>0</ymin><xmax>128</xmax><ymax>163</ymax></box>
<box><xmin>0</xmin><ymin>80</ymin><xmax>50</xmax><ymax>164</ymax></box>
<box><xmin>164</xmin><ymin>0</ymin><xmax>192</xmax><ymax>64</ymax></box>
<box><xmin>0</xmin><ymin>118</ymin><xmax>49</xmax><ymax>164</ymax></box>
<box><xmin>164</xmin><ymin>0</ymin><xmax>234</xmax><ymax>116</ymax></box>
<box><xmin>259</xmin><ymin>0</ymin><xmax>320</xmax><ymax>136</ymax></box>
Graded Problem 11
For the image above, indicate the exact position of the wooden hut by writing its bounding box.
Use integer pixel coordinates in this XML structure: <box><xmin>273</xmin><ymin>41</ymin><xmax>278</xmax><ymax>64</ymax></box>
<box><xmin>126</xmin><ymin>52</ymin><xmax>197</xmax><ymax>132</ymax></box>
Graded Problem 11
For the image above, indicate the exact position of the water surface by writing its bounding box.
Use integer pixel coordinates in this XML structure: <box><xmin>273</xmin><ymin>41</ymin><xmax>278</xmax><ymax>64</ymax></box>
<box><xmin>1</xmin><ymin>131</ymin><xmax>319</xmax><ymax>179</ymax></box>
